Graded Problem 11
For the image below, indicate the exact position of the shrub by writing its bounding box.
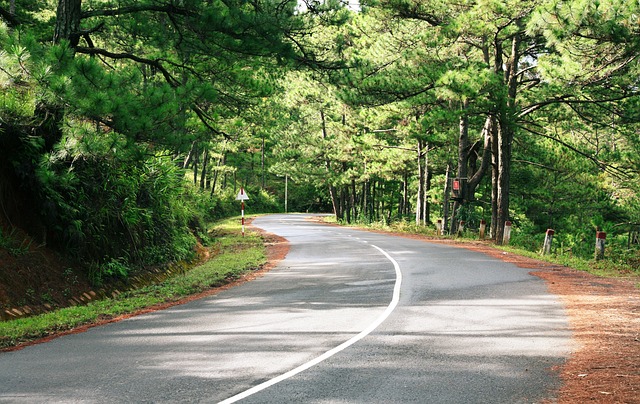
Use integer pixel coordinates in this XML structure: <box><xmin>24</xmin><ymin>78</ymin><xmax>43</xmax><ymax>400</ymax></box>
<box><xmin>36</xmin><ymin>135</ymin><xmax>207</xmax><ymax>283</ymax></box>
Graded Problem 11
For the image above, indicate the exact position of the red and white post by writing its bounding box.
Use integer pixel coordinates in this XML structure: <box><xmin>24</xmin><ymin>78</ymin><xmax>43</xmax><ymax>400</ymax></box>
<box><xmin>236</xmin><ymin>187</ymin><xmax>250</xmax><ymax>237</ymax></box>
<box><xmin>503</xmin><ymin>221</ymin><xmax>512</xmax><ymax>245</ymax></box>
<box><xmin>241</xmin><ymin>199</ymin><xmax>245</xmax><ymax>237</ymax></box>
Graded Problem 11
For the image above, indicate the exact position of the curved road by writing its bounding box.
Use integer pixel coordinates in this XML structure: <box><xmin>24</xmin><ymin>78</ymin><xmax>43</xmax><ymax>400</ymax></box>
<box><xmin>0</xmin><ymin>214</ymin><xmax>571</xmax><ymax>403</ymax></box>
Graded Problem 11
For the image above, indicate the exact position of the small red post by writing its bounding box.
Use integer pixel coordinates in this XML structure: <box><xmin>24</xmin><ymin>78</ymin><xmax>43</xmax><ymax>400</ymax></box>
<box><xmin>479</xmin><ymin>219</ymin><xmax>486</xmax><ymax>240</ymax></box>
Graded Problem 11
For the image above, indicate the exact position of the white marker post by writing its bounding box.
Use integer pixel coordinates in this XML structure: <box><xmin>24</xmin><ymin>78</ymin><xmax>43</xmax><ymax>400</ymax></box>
<box><xmin>595</xmin><ymin>231</ymin><xmax>606</xmax><ymax>260</ymax></box>
<box><xmin>236</xmin><ymin>187</ymin><xmax>250</xmax><ymax>237</ymax></box>
<box><xmin>503</xmin><ymin>221</ymin><xmax>512</xmax><ymax>245</ymax></box>
<box><xmin>543</xmin><ymin>228</ymin><xmax>555</xmax><ymax>255</ymax></box>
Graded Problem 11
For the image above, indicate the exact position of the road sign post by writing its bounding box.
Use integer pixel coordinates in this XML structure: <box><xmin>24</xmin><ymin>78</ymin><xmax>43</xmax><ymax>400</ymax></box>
<box><xmin>236</xmin><ymin>188</ymin><xmax>250</xmax><ymax>237</ymax></box>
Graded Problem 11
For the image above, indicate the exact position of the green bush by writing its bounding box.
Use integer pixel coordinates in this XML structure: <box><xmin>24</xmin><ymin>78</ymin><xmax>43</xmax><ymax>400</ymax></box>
<box><xmin>35</xmin><ymin>135</ymin><xmax>207</xmax><ymax>283</ymax></box>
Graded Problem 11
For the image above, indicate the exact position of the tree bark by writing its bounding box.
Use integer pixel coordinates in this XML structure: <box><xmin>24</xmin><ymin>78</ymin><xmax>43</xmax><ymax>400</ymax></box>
<box><xmin>468</xmin><ymin>115</ymin><xmax>493</xmax><ymax>192</ymax></box>
<box><xmin>192</xmin><ymin>144</ymin><xmax>199</xmax><ymax>186</ymax></box>
<box><xmin>443</xmin><ymin>163</ymin><xmax>452</xmax><ymax>234</ymax></box>
<box><xmin>402</xmin><ymin>170</ymin><xmax>408</xmax><ymax>217</ymax></box>
<box><xmin>457</xmin><ymin>104</ymin><xmax>470</xmax><ymax>195</ymax></box>
<box><xmin>211</xmin><ymin>156</ymin><xmax>222</xmax><ymax>196</ymax></box>
<box><xmin>415</xmin><ymin>139</ymin><xmax>426</xmax><ymax>226</ymax></box>
<box><xmin>494</xmin><ymin>29</ymin><xmax>521</xmax><ymax>244</ymax></box>
<box><xmin>351</xmin><ymin>178</ymin><xmax>357</xmax><ymax>222</ymax></box>
<box><xmin>183</xmin><ymin>141</ymin><xmax>196</xmax><ymax>169</ymax></box>
<box><xmin>424</xmin><ymin>167</ymin><xmax>432</xmax><ymax>224</ymax></box>
<box><xmin>451</xmin><ymin>106</ymin><xmax>469</xmax><ymax>233</ymax></box>
<box><xmin>321</xmin><ymin>110</ymin><xmax>340</xmax><ymax>220</ymax></box>
<box><xmin>54</xmin><ymin>0</ymin><xmax>82</xmax><ymax>47</ymax></box>
<box><xmin>199</xmin><ymin>148</ymin><xmax>209</xmax><ymax>189</ymax></box>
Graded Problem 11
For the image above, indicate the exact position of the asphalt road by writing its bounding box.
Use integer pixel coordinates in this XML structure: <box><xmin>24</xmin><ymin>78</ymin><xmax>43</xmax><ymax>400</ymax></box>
<box><xmin>0</xmin><ymin>214</ymin><xmax>571</xmax><ymax>403</ymax></box>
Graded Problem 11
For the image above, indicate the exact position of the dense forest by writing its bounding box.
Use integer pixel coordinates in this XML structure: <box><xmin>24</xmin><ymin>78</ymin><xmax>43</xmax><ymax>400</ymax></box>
<box><xmin>1</xmin><ymin>0</ymin><xmax>639</xmax><ymax>285</ymax></box>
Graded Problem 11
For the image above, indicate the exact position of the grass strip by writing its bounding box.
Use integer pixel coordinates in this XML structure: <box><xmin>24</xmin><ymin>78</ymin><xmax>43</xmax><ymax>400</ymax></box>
<box><xmin>328</xmin><ymin>217</ymin><xmax>639</xmax><ymax>279</ymax></box>
<box><xmin>0</xmin><ymin>217</ymin><xmax>266</xmax><ymax>349</ymax></box>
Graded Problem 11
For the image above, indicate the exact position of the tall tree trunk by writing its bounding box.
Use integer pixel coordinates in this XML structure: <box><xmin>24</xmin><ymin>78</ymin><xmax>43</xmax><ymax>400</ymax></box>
<box><xmin>54</xmin><ymin>0</ymin><xmax>82</xmax><ymax>47</ymax></box>
<box><xmin>371</xmin><ymin>179</ymin><xmax>377</xmax><ymax>221</ymax></box>
<box><xmin>261</xmin><ymin>133</ymin><xmax>266</xmax><ymax>189</ymax></box>
<box><xmin>457</xmin><ymin>104</ymin><xmax>470</xmax><ymax>198</ymax></box>
<box><xmin>351</xmin><ymin>178</ymin><xmax>357</xmax><ymax>222</ymax></box>
<box><xmin>452</xmin><ymin>107</ymin><xmax>470</xmax><ymax>233</ymax></box>
<box><xmin>468</xmin><ymin>115</ymin><xmax>493</xmax><ymax>192</ymax></box>
<box><xmin>415</xmin><ymin>139</ymin><xmax>426</xmax><ymax>226</ymax></box>
<box><xmin>320</xmin><ymin>110</ymin><xmax>340</xmax><ymax>220</ymax></box>
<box><xmin>491</xmin><ymin>120</ymin><xmax>499</xmax><ymax>239</ymax></box>
<box><xmin>494</xmin><ymin>29</ymin><xmax>521</xmax><ymax>244</ymax></box>
<box><xmin>361</xmin><ymin>160</ymin><xmax>368</xmax><ymax>220</ymax></box>
<box><xmin>424</xmin><ymin>168</ymin><xmax>432</xmax><ymax>224</ymax></box>
<box><xmin>192</xmin><ymin>144</ymin><xmax>199</xmax><ymax>186</ymax></box>
<box><xmin>183</xmin><ymin>141</ymin><xmax>196</xmax><ymax>169</ymax></box>
<box><xmin>341</xmin><ymin>186</ymin><xmax>348</xmax><ymax>223</ymax></box>
<box><xmin>199</xmin><ymin>148</ymin><xmax>209</xmax><ymax>189</ymax></box>
<box><xmin>495</xmin><ymin>123</ymin><xmax>512</xmax><ymax>243</ymax></box>
<box><xmin>402</xmin><ymin>170</ymin><xmax>409</xmax><ymax>217</ymax></box>
<box><xmin>380</xmin><ymin>182</ymin><xmax>385</xmax><ymax>222</ymax></box>
<box><xmin>443</xmin><ymin>163</ymin><xmax>452</xmax><ymax>234</ymax></box>
<box><xmin>211</xmin><ymin>157</ymin><xmax>220</xmax><ymax>196</ymax></box>
<box><xmin>361</xmin><ymin>181</ymin><xmax>368</xmax><ymax>221</ymax></box>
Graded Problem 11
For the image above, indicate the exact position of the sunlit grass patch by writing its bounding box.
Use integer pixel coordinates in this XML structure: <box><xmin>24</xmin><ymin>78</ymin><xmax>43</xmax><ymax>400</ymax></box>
<box><xmin>0</xmin><ymin>217</ymin><xmax>266</xmax><ymax>349</ymax></box>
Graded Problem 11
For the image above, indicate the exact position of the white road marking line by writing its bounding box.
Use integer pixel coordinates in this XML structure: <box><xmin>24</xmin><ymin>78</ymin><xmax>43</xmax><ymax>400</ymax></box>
<box><xmin>217</xmin><ymin>244</ymin><xmax>402</xmax><ymax>404</ymax></box>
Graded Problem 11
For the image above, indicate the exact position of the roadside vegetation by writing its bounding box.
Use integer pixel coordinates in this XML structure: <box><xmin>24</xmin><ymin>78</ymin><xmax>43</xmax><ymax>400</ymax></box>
<box><xmin>327</xmin><ymin>216</ymin><xmax>640</xmax><ymax>281</ymax></box>
<box><xmin>0</xmin><ymin>217</ymin><xmax>266</xmax><ymax>350</ymax></box>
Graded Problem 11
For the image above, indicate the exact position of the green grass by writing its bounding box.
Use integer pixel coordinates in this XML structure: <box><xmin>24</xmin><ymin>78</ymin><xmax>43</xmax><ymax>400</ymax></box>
<box><xmin>330</xmin><ymin>217</ymin><xmax>639</xmax><ymax>280</ymax></box>
<box><xmin>497</xmin><ymin>245</ymin><xmax>639</xmax><ymax>278</ymax></box>
<box><xmin>0</xmin><ymin>216</ymin><xmax>266</xmax><ymax>349</ymax></box>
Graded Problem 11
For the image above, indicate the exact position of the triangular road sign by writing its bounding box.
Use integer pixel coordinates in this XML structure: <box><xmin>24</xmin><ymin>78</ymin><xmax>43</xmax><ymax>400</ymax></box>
<box><xmin>235</xmin><ymin>188</ymin><xmax>249</xmax><ymax>201</ymax></box>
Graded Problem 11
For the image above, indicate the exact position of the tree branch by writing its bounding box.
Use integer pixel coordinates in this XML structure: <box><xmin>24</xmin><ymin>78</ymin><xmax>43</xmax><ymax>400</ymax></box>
<box><xmin>518</xmin><ymin>92</ymin><xmax>635</xmax><ymax>119</ymax></box>
<box><xmin>75</xmin><ymin>46</ymin><xmax>180</xmax><ymax>87</ymax></box>
<box><xmin>513</xmin><ymin>159</ymin><xmax>562</xmax><ymax>173</ymax></box>
<box><xmin>520</xmin><ymin>125</ymin><xmax>632</xmax><ymax>179</ymax></box>
<box><xmin>192</xmin><ymin>105</ymin><xmax>234</xmax><ymax>140</ymax></box>
<box><xmin>0</xmin><ymin>6</ymin><xmax>19</xmax><ymax>27</ymax></box>
<box><xmin>81</xmin><ymin>4</ymin><xmax>192</xmax><ymax>19</ymax></box>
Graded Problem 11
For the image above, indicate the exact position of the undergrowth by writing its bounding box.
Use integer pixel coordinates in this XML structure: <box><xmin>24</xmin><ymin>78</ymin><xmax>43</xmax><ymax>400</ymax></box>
<box><xmin>332</xmin><ymin>217</ymin><xmax>640</xmax><ymax>279</ymax></box>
